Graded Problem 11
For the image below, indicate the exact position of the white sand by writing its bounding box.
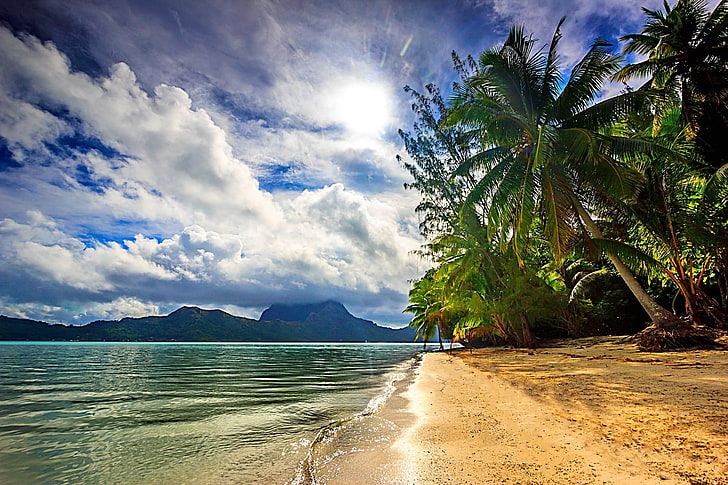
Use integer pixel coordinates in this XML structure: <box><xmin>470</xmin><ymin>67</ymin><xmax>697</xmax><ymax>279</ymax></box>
<box><xmin>397</xmin><ymin>339</ymin><xmax>728</xmax><ymax>484</ymax></box>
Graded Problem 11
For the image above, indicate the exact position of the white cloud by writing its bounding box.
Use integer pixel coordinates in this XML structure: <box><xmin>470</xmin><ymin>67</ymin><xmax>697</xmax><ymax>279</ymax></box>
<box><xmin>0</xmin><ymin>26</ymin><xmax>425</xmax><ymax>326</ymax></box>
<box><xmin>0</xmin><ymin>214</ymin><xmax>175</xmax><ymax>292</ymax></box>
<box><xmin>0</xmin><ymin>197</ymin><xmax>421</xmax><ymax>324</ymax></box>
<box><xmin>0</xmin><ymin>92</ymin><xmax>71</xmax><ymax>155</ymax></box>
<box><xmin>0</xmin><ymin>296</ymin><xmax>161</xmax><ymax>325</ymax></box>
<box><xmin>0</xmin><ymin>299</ymin><xmax>66</xmax><ymax>323</ymax></box>
<box><xmin>73</xmin><ymin>298</ymin><xmax>162</xmax><ymax>322</ymax></box>
<box><xmin>0</xmin><ymin>27</ymin><xmax>281</xmax><ymax>231</ymax></box>
<box><xmin>484</xmin><ymin>0</ymin><xmax>667</xmax><ymax>65</ymax></box>
<box><xmin>126</xmin><ymin>226</ymin><xmax>245</xmax><ymax>281</ymax></box>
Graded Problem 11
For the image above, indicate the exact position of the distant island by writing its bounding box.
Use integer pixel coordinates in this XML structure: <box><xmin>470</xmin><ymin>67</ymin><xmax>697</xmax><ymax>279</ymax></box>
<box><xmin>0</xmin><ymin>300</ymin><xmax>418</xmax><ymax>343</ymax></box>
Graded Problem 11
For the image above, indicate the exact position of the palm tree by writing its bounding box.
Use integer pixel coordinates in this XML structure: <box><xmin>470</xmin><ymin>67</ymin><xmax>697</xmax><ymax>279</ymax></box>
<box><xmin>599</xmin><ymin>109</ymin><xmax>726</xmax><ymax>327</ymax></box>
<box><xmin>446</xmin><ymin>20</ymin><xmax>674</xmax><ymax>322</ymax></box>
<box><xmin>702</xmin><ymin>164</ymin><xmax>728</xmax><ymax>318</ymax></box>
<box><xmin>614</xmin><ymin>0</ymin><xmax>728</xmax><ymax>170</ymax></box>
<box><xmin>403</xmin><ymin>269</ymin><xmax>447</xmax><ymax>350</ymax></box>
<box><xmin>440</xmin><ymin>235</ymin><xmax>552</xmax><ymax>348</ymax></box>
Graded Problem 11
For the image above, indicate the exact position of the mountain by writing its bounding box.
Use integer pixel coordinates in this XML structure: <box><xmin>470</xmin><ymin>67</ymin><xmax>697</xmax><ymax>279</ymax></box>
<box><xmin>0</xmin><ymin>302</ymin><xmax>417</xmax><ymax>342</ymax></box>
<box><xmin>0</xmin><ymin>316</ymin><xmax>72</xmax><ymax>341</ymax></box>
<box><xmin>260</xmin><ymin>300</ymin><xmax>353</xmax><ymax>323</ymax></box>
<box><xmin>260</xmin><ymin>300</ymin><xmax>415</xmax><ymax>342</ymax></box>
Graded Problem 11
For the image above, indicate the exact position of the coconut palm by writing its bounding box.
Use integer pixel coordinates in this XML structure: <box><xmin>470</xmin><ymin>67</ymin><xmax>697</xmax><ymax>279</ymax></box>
<box><xmin>598</xmin><ymin>109</ymin><xmax>726</xmax><ymax>327</ymax></box>
<box><xmin>403</xmin><ymin>269</ymin><xmax>447</xmax><ymax>350</ymax></box>
<box><xmin>614</xmin><ymin>0</ymin><xmax>728</xmax><ymax>169</ymax></box>
<box><xmin>446</xmin><ymin>20</ymin><xmax>674</xmax><ymax>322</ymax></box>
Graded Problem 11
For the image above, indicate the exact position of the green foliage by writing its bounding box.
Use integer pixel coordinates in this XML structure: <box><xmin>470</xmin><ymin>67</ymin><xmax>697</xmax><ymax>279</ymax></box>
<box><xmin>400</xmin><ymin>2</ymin><xmax>728</xmax><ymax>348</ymax></box>
<box><xmin>614</xmin><ymin>0</ymin><xmax>728</xmax><ymax>170</ymax></box>
<box><xmin>442</xmin><ymin>234</ymin><xmax>563</xmax><ymax>347</ymax></box>
<box><xmin>595</xmin><ymin>107</ymin><xmax>727</xmax><ymax>326</ymax></box>
<box><xmin>446</xmin><ymin>21</ymin><xmax>654</xmax><ymax>264</ymax></box>
<box><xmin>398</xmin><ymin>84</ymin><xmax>474</xmax><ymax>239</ymax></box>
<box><xmin>403</xmin><ymin>268</ymin><xmax>446</xmax><ymax>344</ymax></box>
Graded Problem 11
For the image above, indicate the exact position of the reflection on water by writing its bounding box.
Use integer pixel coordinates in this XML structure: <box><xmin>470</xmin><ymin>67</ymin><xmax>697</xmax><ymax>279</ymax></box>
<box><xmin>0</xmin><ymin>343</ymin><xmax>424</xmax><ymax>484</ymax></box>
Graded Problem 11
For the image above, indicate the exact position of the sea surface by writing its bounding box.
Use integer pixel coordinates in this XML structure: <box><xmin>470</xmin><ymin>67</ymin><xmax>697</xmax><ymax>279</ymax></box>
<box><xmin>0</xmin><ymin>342</ymin><xmax>428</xmax><ymax>484</ymax></box>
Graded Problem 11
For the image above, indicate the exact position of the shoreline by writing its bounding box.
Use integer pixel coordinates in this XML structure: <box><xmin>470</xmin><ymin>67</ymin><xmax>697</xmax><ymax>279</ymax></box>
<box><xmin>290</xmin><ymin>354</ymin><xmax>422</xmax><ymax>485</ymax></box>
<box><xmin>397</xmin><ymin>337</ymin><xmax>728</xmax><ymax>485</ymax></box>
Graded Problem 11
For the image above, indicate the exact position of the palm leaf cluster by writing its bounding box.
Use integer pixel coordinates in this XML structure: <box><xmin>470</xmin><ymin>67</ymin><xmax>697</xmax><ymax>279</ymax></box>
<box><xmin>614</xmin><ymin>0</ymin><xmax>728</xmax><ymax>169</ymax></box>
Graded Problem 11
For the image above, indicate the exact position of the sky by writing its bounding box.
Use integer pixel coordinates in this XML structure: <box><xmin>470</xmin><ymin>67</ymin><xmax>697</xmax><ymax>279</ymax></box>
<box><xmin>0</xmin><ymin>0</ymin><xmax>682</xmax><ymax>327</ymax></box>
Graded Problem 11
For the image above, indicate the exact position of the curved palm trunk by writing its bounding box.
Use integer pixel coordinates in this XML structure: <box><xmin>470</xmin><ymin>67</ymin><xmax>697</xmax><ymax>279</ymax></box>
<box><xmin>573</xmin><ymin>200</ymin><xmax>673</xmax><ymax>323</ymax></box>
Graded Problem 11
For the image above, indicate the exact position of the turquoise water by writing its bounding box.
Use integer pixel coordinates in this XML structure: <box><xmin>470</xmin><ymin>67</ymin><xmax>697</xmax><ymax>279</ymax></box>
<box><xmin>0</xmin><ymin>342</ymin><xmax>426</xmax><ymax>484</ymax></box>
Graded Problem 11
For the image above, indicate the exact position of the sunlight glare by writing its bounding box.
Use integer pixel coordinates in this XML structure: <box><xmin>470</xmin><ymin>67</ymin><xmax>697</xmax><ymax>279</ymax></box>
<box><xmin>331</xmin><ymin>82</ymin><xmax>391</xmax><ymax>135</ymax></box>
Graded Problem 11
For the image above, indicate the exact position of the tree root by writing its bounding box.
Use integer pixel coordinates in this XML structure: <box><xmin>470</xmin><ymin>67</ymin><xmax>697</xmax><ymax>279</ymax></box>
<box><xmin>632</xmin><ymin>316</ymin><xmax>728</xmax><ymax>352</ymax></box>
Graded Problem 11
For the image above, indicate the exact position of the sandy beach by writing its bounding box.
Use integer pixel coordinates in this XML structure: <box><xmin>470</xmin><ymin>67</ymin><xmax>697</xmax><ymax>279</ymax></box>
<box><xmin>396</xmin><ymin>337</ymin><xmax>728</xmax><ymax>485</ymax></box>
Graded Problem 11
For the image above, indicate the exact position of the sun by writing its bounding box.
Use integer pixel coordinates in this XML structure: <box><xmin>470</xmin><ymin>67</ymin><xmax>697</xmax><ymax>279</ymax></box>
<box><xmin>330</xmin><ymin>81</ymin><xmax>392</xmax><ymax>136</ymax></box>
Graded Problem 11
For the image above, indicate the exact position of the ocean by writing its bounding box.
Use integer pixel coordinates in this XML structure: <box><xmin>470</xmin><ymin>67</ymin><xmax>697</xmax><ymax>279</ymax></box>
<box><xmin>0</xmin><ymin>342</ymin><xmax>428</xmax><ymax>484</ymax></box>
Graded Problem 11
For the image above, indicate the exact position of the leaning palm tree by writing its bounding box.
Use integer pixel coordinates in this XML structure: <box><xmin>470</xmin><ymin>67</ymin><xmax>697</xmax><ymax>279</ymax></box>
<box><xmin>446</xmin><ymin>20</ymin><xmax>674</xmax><ymax>323</ymax></box>
<box><xmin>600</xmin><ymin>109</ymin><xmax>726</xmax><ymax>328</ymax></box>
<box><xmin>614</xmin><ymin>0</ymin><xmax>728</xmax><ymax>169</ymax></box>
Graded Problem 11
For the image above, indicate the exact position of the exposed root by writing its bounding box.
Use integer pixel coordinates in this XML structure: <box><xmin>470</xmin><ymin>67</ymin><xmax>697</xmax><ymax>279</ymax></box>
<box><xmin>632</xmin><ymin>316</ymin><xmax>728</xmax><ymax>352</ymax></box>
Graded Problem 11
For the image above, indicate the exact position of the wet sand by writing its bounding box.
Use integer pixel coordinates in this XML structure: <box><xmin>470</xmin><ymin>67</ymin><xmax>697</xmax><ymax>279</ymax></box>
<box><xmin>398</xmin><ymin>337</ymin><xmax>728</xmax><ymax>485</ymax></box>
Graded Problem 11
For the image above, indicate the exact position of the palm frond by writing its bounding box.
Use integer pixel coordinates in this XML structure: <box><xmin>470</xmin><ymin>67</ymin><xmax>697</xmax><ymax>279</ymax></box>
<box><xmin>701</xmin><ymin>162</ymin><xmax>728</xmax><ymax>207</ymax></box>
<box><xmin>593</xmin><ymin>238</ymin><xmax>666</xmax><ymax>278</ymax></box>
<box><xmin>702</xmin><ymin>0</ymin><xmax>728</xmax><ymax>47</ymax></box>
<box><xmin>452</xmin><ymin>146</ymin><xmax>510</xmax><ymax>178</ymax></box>
<box><xmin>541</xmin><ymin>17</ymin><xmax>566</xmax><ymax>108</ymax></box>
<box><xmin>540</xmin><ymin>169</ymin><xmax>578</xmax><ymax>261</ymax></box>
<box><xmin>554</xmin><ymin>38</ymin><xmax>621</xmax><ymax>120</ymax></box>
<box><xmin>568</xmin><ymin>269</ymin><xmax>609</xmax><ymax>302</ymax></box>
<box><xmin>611</xmin><ymin>60</ymin><xmax>658</xmax><ymax>83</ymax></box>
<box><xmin>561</xmin><ymin>90</ymin><xmax>652</xmax><ymax>130</ymax></box>
<box><xmin>511</xmin><ymin>156</ymin><xmax>539</xmax><ymax>257</ymax></box>
<box><xmin>619</xmin><ymin>33</ymin><xmax>660</xmax><ymax>55</ymax></box>
<box><xmin>459</xmin><ymin>153</ymin><xmax>515</xmax><ymax>209</ymax></box>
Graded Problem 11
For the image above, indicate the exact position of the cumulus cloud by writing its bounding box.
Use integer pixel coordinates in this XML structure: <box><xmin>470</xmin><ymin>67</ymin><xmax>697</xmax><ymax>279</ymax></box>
<box><xmin>0</xmin><ymin>214</ymin><xmax>175</xmax><ymax>293</ymax></box>
<box><xmin>0</xmin><ymin>92</ymin><xmax>71</xmax><ymax>155</ymax></box>
<box><xmin>0</xmin><ymin>299</ymin><xmax>66</xmax><ymax>324</ymax></box>
<box><xmin>0</xmin><ymin>201</ymin><xmax>421</xmax><ymax>325</ymax></box>
<box><xmin>0</xmin><ymin>25</ymin><xmax>427</xmax><ymax>325</ymax></box>
<box><xmin>0</xmin><ymin>296</ymin><xmax>161</xmax><ymax>325</ymax></box>
<box><xmin>71</xmin><ymin>298</ymin><xmax>162</xmax><ymax>323</ymax></box>
<box><xmin>0</xmin><ymin>27</ymin><xmax>281</xmax><ymax>231</ymax></box>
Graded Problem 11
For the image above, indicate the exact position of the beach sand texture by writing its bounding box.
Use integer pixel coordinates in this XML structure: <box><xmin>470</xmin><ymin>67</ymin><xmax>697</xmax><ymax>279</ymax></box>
<box><xmin>398</xmin><ymin>337</ymin><xmax>728</xmax><ymax>485</ymax></box>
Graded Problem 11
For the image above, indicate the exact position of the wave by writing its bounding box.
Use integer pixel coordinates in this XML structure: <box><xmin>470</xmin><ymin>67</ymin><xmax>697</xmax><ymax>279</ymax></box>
<box><xmin>288</xmin><ymin>354</ymin><xmax>423</xmax><ymax>485</ymax></box>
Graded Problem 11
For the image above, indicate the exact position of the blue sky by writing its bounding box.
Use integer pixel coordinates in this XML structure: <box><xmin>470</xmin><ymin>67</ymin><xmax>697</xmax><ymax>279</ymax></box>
<box><xmin>0</xmin><ymin>0</ymin><xmax>682</xmax><ymax>326</ymax></box>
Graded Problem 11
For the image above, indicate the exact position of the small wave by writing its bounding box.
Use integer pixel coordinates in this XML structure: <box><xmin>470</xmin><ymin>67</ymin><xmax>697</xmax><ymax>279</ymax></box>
<box><xmin>288</xmin><ymin>354</ymin><xmax>422</xmax><ymax>485</ymax></box>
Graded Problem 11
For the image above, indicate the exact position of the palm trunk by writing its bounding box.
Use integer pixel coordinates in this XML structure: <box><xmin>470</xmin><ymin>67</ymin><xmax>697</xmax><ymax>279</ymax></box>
<box><xmin>573</xmin><ymin>200</ymin><xmax>673</xmax><ymax>323</ymax></box>
<box><xmin>518</xmin><ymin>311</ymin><xmax>537</xmax><ymax>348</ymax></box>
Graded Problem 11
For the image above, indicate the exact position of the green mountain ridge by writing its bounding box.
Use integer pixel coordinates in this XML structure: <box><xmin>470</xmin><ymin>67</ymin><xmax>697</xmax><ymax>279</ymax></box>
<box><xmin>0</xmin><ymin>301</ymin><xmax>418</xmax><ymax>342</ymax></box>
